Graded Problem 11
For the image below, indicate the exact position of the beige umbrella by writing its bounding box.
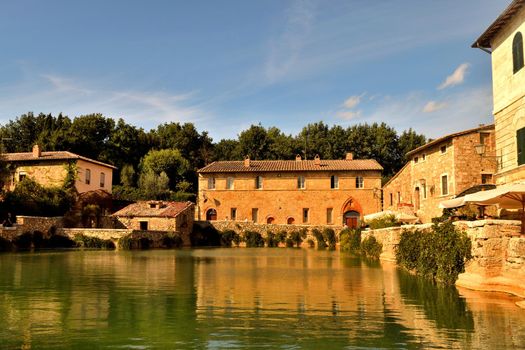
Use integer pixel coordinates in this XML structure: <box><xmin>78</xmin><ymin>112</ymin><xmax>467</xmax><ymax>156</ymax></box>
<box><xmin>472</xmin><ymin>183</ymin><xmax>525</xmax><ymax>235</ymax></box>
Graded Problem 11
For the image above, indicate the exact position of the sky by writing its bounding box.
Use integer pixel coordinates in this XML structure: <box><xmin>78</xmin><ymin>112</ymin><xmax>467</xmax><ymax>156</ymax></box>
<box><xmin>0</xmin><ymin>0</ymin><xmax>512</xmax><ymax>141</ymax></box>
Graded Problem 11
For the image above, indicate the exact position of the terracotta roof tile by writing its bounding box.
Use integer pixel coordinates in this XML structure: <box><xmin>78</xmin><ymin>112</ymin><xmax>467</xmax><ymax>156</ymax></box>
<box><xmin>1</xmin><ymin>151</ymin><xmax>117</xmax><ymax>169</ymax></box>
<box><xmin>112</xmin><ymin>201</ymin><xmax>193</xmax><ymax>218</ymax></box>
<box><xmin>198</xmin><ymin>159</ymin><xmax>383</xmax><ymax>173</ymax></box>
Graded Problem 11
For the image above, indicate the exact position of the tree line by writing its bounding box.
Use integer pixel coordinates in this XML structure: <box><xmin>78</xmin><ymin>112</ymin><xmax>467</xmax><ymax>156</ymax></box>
<box><xmin>0</xmin><ymin>112</ymin><xmax>426</xmax><ymax>200</ymax></box>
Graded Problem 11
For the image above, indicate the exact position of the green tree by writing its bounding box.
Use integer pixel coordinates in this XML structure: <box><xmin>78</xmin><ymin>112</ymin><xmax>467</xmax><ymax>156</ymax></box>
<box><xmin>120</xmin><ymin>164</ymin><xmax>136</xmax><ymax>187</ymax></box>
<box><xmin>140</xmin><ymin>149</ymin><xmax>191</xmax><ymax>191</ymax></box>
<box><xmin>238</xmin><ymin>124</ymin><xmax>271</xmax><ymax>160</ymax></box>
<box><xmin>138</xmin><ymin>169</ymin><xmax>170</xmax><ymax>199</ymax></box>
<box><xmin>398</xmin><ymin>128</ymin><xmax>426</xmax><ymax>163</ymax></box>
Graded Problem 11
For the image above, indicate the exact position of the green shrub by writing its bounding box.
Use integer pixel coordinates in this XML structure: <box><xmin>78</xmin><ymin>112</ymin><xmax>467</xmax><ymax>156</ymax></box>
<box><xmin>139</xmin><ymin>237</ymin><xmax>152</xmax><ymax>249</ymax></box>
<box><xmin>232</xmin><ymin>232</ymin><xmax>243</xmax><ymax>246</ymax></box>
<box><xmin>361</xmin><ymin>235</ymin><xmax>382</xmax><ymax>259</ymax></box>
<box><xmin>220</xmin><ymin>230</ymin><xmax>237</xmax><ymax>247</ymax></box>
<box><xmin>0</xmin><ymin>236</ymin><xmax>13</xmax><ymax>251</ymax></box>
<box><xmin>396</xmin><ymin>222</ymin><xmax>472</xmax><ymax>284</ymax></box>
<box><xmin>306</xmin><ymin>239</ymin><xmax>315</xmax><ymax>248</ymax></box>
<box><xmin>275</xmin><ymin>231</ymin><xmax>287</xmax><ymax>244</ymax></box>
<box><xmin>285</xmin><ymin>238</ymin><xmax>294</xmax><ymax>247</ymax></box>
<box><xmin>191</xmin><ymin>222</ymin><xmax>220</xmax><ymax>246</ymax></box>
<box><xmin>339</xmin><ymin>228</ymin><xmax>361</xmax><ymax>253</ymax></box>
<box><xmin>312</xmin><ymin>228</ymin><xmax>327</xmax><ymax>249</ymax></box>
<box><xmin>289</xmin><ymin>229</ymin><xmax>306</xmax><ymax>247</ymax></box>
<box><xmin>162</xmin><ymin>233</ymin><xmax>183</xmax><ymax>248</ymax></box>
<box><xmin>14</xmin><ymin>232</ymin><xmax>33</xmax><ymax>250</ymax></box>
<box><xmin>322</xmin><ymin>228</ymin><xmax>336</xmax><ymax>249</ymax></box>
<box><xmin>75</xmin><ymin>234</ymin><xmax>115</xmax><ymax>249</ymax></box>
<box><xmin>118</xmin><ymin>235</ymin><xmax>133</xmax><ymax>250</ymax></box>
<box><xmin>244</xmin><ymin>231</ymin><xmax>264</xmax><ymax>247</ymax></box>
<box><xmin>265</xmin><ymin>231</ymin><xmax>280</xmax><ymax>247</ymax></box>
<box><xmin>367</xmin><ymin>215</ymin><xmax>401</xmax><ymax>229</ymax></box>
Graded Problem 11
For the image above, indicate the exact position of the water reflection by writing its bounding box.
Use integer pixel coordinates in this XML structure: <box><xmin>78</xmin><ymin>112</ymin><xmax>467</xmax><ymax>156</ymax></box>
<box><xmin>0</xmin><ymin>249</ymin><xmax>524</xmax><ymax>349</ymax></box>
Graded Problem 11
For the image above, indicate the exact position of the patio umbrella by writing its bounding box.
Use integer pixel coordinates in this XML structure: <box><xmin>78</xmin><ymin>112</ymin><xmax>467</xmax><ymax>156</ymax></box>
<box><xmin>472</xmin><ymin>183</ymin><xmax>525</xmax><ymax>235</ymax></box>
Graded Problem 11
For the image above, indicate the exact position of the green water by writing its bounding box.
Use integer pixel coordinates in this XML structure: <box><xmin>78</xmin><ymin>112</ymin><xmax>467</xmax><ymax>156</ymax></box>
<box><xmin>0</xmin><ymin>248</ymin><xmax>524</xmax><ymax>349</ymax></box>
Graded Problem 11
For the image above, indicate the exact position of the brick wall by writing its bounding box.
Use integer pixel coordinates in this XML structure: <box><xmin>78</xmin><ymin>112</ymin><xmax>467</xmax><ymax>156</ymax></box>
<box><xmin>198</xmin><ymin>170</ymin><xmax>382</xmax><ymax>226</ymax></box>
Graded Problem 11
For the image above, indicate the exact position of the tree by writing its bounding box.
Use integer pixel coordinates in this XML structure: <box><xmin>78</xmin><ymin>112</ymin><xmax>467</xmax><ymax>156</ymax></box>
<box><xmin>120</xmin><ymin>164</ymin><xmax>136</xmax><ymax>187</ymax></box>
<box><xmin>399</xmin><ymin>128</ymin><xmax>426</xmax><ymax>163</ymax></box>
<box><xmin>138</xmin><ymin>170</ymin><xmax>170</xmax><ymax>199</ymax></box>
<box><xmin>238</xmin><ymin>124</ymin><xmax>271</xmax><ymax>160</ymax></box>
<box><xmin>139</xmin><ymin>149</ymin><xmax>191</xmax><ymax>191</ymax></box>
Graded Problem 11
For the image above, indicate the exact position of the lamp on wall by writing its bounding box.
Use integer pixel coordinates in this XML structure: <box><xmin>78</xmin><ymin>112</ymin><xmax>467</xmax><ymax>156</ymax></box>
<box><xmin>474</xmin><ymin>143</ymin><xmax>501</xmax><ymax>170</ymax></box>
<box><xmin>474</xmin><ymin>143</ymin><xmax>486</xmax><ymax>156</ymax></box>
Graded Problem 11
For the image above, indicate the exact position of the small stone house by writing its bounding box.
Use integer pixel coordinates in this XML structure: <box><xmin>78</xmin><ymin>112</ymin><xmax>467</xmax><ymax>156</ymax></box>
<box><xmin>382</xmin><ymin>124</ymin><xmax>497</xmax><ymax>223</ymax></box>
<box><xmin>112</xmin><ymin>200</ymin><xmax>194</xmax><ymax>238</ymax></box>
<box><xmin>473</xmin><ymin>0</ymin><xmax>525</xmax><ymax>185</ymax></box>
<box><xmin>197</xmin><ymin>153</ymin><xmax>383</xmax><ymax>228</ymax></box>
<box><xmin>2</xmin><ymin>145</ymin><xmax>116</xmax><ymax>194</ymax></box>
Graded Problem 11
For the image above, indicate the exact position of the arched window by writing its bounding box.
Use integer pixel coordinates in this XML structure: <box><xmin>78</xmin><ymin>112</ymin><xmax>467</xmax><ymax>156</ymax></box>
<box><xmin>206</xmin><ymin>208</ymin><xmax>217</xmax><ymax>221</ymax></box>
<box><xmin>513</xmin><ymin>32</ymin><xmax>524</xmax><ymax>74</ymax></box>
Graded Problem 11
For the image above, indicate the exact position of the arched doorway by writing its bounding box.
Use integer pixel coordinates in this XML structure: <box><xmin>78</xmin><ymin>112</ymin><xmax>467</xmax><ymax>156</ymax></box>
<box><xmin>267</xmin><ymin>216</ymin><xmax>275</xmax><ymax>224</ymax></box>
<box><xmin>206</xmin><ymin>208</ymin><xmax>217</xmax><ymax>221</ymax></box>
<box><xmin>287</xmin><ymin>217</ymin><xmax>295</xmax><ymax>225</ymax></box>
<box><xmin>343</xmin><ymin>211</ymin><xmax>360</xmax><ymax>228</ymax></box>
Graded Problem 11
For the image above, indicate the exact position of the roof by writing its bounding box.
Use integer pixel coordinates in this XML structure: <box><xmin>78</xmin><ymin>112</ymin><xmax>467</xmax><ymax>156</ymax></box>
<box><xmin>406</xmin><ymin>124</ymin><xmax>494</xmax><ymax>158</ymax></box>
<box><xmin>112</xmin><ymin>201</ymin><xmax>194</xmax><ymax>218</ymax></box>
<box><xmin>198</xmin><ymin>159</ymin><xmax>383</xmax><ymax>173</ymax></box>
<box><xmin>472</xmin><ymin>0</ymin><xmax>525</xmax><ymax>49</ymax></box>
<box><xmin>1</xmin><ymin>151</ymin><xmax>117</xmax><ymax>169</ymax></box>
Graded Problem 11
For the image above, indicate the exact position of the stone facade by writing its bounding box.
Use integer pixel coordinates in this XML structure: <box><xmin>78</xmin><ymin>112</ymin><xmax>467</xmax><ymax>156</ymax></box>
<box><xmin>208</xmin><ymin>220</ymin><xmax>344</xmax><ymax>247</ymax></box>
<box><xmin>383</xmin><ymin>125</ymin><xmax>497</xmax><ymax>223</ymax></box>
<box><xmin>475</xmin><ymin>2</ymin><xmax>525</xmax><ymax>185</ymax></box>
<box><xmin>197</xmin><ymin>156</ymin><xmax>383</xmax><ymax>227</ymax></box>
<box><xmin>59</xmin><ymin>228</ymin><xmax>186</xmax><ymax>248</ymax></box>
<box><xmin>363</xmin><ymin>219</ymin><xmax>525</xmax><ymax>299</ymax></box>
<box><xmin>3</xmin><ymin>145</ymin><xmax>116</xmax><ymax>193</ymax></box>
<box><xmin>112</xmin><ymin>201</ymin><xmax>195</xmax><ymax>245</ymax></box>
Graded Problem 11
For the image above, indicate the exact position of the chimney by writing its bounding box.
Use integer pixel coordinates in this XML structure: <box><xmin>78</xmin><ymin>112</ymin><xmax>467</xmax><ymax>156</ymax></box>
<box><xmin>32</xmin><ymin>145</ymin><xmax>41</xmax><ymax>158</ymax></box>
<box><xmin>345</xmin><ymin>152</ymin><xmax>353</xmax><ymax>160</ymax></box>
<box><xmin>314</xmin><ymin>154</ymin><xmax>320</xmax><ymax>165</ymax></box>
<box><xmin>295</xmin><ymin>154</ymin><xmax>302</xmax><ymax>162</ymax></box>
<box><xmin>244</xmin><ymin>156</ymin><xmax>250</xmax><ymax>167</ymax></box>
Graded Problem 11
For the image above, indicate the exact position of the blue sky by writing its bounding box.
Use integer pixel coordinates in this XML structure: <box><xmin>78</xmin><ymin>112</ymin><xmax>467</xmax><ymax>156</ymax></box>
<box><xmin>0</xmin><ymin>0</ymin><xmax>511</xmax><ymax>141</ymax></box>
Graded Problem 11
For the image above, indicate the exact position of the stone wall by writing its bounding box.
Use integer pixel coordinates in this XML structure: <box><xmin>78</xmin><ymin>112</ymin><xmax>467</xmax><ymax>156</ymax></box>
<box><xmin>363</xmin><ymin>219</ymin><xmax>525</xmax><ymax>298</ymax></box>
<box><xmin>208</xmin><ymin>220</ymin><xmax>344</xmax><ymax>247</ymax></box>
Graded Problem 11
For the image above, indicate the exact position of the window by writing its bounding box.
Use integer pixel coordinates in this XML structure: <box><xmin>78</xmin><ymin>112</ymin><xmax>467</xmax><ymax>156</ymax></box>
<box><xmin>230</xmin><ymin>208</ymin><xmax>237</xmax><ymax>220</ymax></box>
<box><xmin>440</xmin><ymin>145</ymin><xmax>447</xmax><ymax>154</ymax></box>
<box><xmin>100</xmin><ymin>172</ymin><xmax>105</xmax><ymax>188</ymax></box>
<box><xmin>480</xmin><ymin>132</ymin><xmax>489</xmax><ymax>145</ymax></box>
<box><xmin>397</xmin><ymin>192</ymin><xmax>401</xmax><ymax>203</ymax></box>
<box><xmin>330</xmin><ymin>175</ymin><xmax>339</xmax><ymax>189</ymax></box>
<box><xmin>422</xmin><ymin>183</ymin><xmax>427</xmax><ymax>199</ymax></box>
<box><xmin>252</xmin><ymin>208</ymin><xmax>258</xmax><ymax>223</ymax></box>
<box><xmin>139</xmin><ymin>221</ymin><xmax>148</xmax><ymax>230</ymax></box>
<box><xmin>208</xmin><ymin>177</ymin><xmax>216</xmax><ymax>189</ymax></box>
<box><xmin>482</xmin><ymin>174</ymin><xmax>493</xmax><ymax>184</ymax></box>
<box><xmin>226</xmin><ymin>177</ymin><xmax>234</xmax><ymax>190</ymax></box>
<box><xmin>326</xmin><ymin>208</ymin><xmax>333</xmax><ymax>224</ymax></box>
<box><xmin>297</xmin><ymin>176</ymin><xmax>305</xmax><ymax>189</ymax></box>
<box><xmin>441</xmin><ymin>175</ymin><xmax>448</xmax><ymax>196</ymax></box>
<box><xmin>356</xmin><ymin>176</ymin><xmax>364</xmax><ymax>188</ymax></box>
<box><xmin>302</xmin><ymin>208</ymin><xmax>309</xmax><ymax>223</ymax></box>
<box><xmin>18</xmin><ymin>172</ymin><xmax>26</xmax><ymax>182</ymax></box>
<box><xmin>513</xmin><ymin>32</ymin><xmax>524</xmax><ymax>74</ymax></box>
<box><xmin>85</xmin><ymin>169</ymin><xmax>91</xmax><ymax>185</ymax></box>
<box><xmin>422</xmin><ymin>154</ymin><xmax>426</xmax><ymax>161</ymax></box>
<box><xmin>518</xmin><ymin>127</ymin><xmax>525</xmax><ymax>166</ymax></box>
<box><xmin>389</xmin><ymin>193</ymin><xmax>393</xmax><ymax>206</ymax></box>
<box><xmin>414</xmin><ymin>156</ymin><xmax>418</xmax><ymax>163</ymax></box>
<box><xmin>255</xmin><ymin>176</ymin><xmax>263</xmax><ymax>189</ymax></box>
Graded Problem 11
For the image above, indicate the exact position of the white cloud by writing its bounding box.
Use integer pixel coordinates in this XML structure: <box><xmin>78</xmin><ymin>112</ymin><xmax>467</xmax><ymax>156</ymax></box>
<box><xmin>336</xmin><ymin>110</ymin><xmax>362</xmax><ymax>120</ymax></box>
<box><xmin>264</xmin><ymin>0</ymin><xmax>316</xmax><ymax>84</ymax></box>
<box><xmin>422</xmin><ymin>100</ymin><xmax>447</xmax><ymax>113</ymax></box>
<box><xmin>0</xmin><ymin>73</ymin><xmax>209</xmax><ymax>128</ymax></box>
<box><xmin>438</xmin><ymin>63</ymin><xmax>470</xmax><ymax>90</ymax></box>
<box><xmin>343</xmin><ymin>94</ymin><xmax>365</xmax><ymax>109</ymax></box>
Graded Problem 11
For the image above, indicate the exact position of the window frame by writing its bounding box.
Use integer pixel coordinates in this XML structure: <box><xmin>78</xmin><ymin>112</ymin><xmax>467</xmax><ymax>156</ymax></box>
<box><xmin>355</xmin><ymin>176</ymin><xmax>364</xmax><ymax>189</ymax></box>
<box><xmin>85</xmin><ymin>169</ymin><xmax>91</xmax><ymax>185</ymax></box>
<box><xmin>100</xmin><ymin>172</ymin><xmax>105</xmax><ymax>188</ymax></box>
<box><xmin>330</xmin><ymin>175</ymin><xmax>339</xmax><ymax>189</ymax></box>
<box><xmin>513</xmin><ymin>32</ymin><xmax>524</xmax><ymax>74</ymax></box>
<box><xmin>255</xmin><ymin>176</ymin><xmax>263</xmax><ymax>189</ymax></box>
<box><xmin>252</xmin><ymin>208</ymin><xmax>258</xmax><ymax>223</ymax></box>
<box><xmin>208</xmin><ymin>177</ymin><xmax>216</xmax><ymax>190</ymax></box>
<box><xmin>441</xmin><ymin>174</ymin><xmax>449</xmax><ymax>196</ymax></box>
<box><xmin>302</xmin><ymin>208</ymin><xmax>309</xmax><ymax>224</ymax></box>
<box><xmin>326</xmin><ymin>208</ymin><xmax>333</xmax><ymax>224</ymax></box>
<box><xmin>230</xmin><ymin>207</ymin><xmax>237</xmax><ymax>221</ymax></box>
<box><xmin>517</xmin><ymin>127</ymin><xmax>525</xmax><ymax>166</ymax></box>
<box><xmin>297</xmin><ymin>176</ymin><xmax>305</xmax><ymax>189</ymax></box>
<box><xmin>440</xmin><ymin>145</ymin><xmax>447</xmax><ymax>154</ymax></box>
<box><xmin>226</xmin><ymin>177</ymin><xmax>234</xmax><ymax>190</ymax></box>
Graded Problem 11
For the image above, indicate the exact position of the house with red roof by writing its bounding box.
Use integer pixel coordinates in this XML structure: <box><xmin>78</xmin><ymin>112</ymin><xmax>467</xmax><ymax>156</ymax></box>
<box><xmin>2</xmin><ymin>144</ymin><xmax>116</xmax><ymax>194</ymax></box>
<box><xmin>197</xmin><ymin>153</ymin><xmax>383</xmax><ymax>227</ymax></box>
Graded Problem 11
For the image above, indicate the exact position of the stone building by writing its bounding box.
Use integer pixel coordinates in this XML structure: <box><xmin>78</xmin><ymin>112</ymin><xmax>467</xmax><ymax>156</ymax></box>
<box><xmin>196</xmin><ymin>154</ymin><xmax>383</xmax><ymax>228</ymax></box>
<box><xmin>112</xmin><ymin>201</ymin><xmax>194</xmax><ymax>238</ymax></box>
<box><xmin>382</xmin><ymin>125</ymin><xmax>497</xmax><ymax>223</ymax></box>
<box><xmin>2</xmin><ymin>145</ymin><xmax>116</xmax><ymax>194</ymax></box>
<box><xmin>473</xmin><ymin>0</ymin><xmax>525</xmax><ymax>185</ymax></box>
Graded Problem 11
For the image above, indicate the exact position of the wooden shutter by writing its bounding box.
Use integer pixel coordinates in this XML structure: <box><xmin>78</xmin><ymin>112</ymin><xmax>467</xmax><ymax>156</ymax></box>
<box><xmin>517</xmin><ymin>127</ymin><xmax>525</xmax><ymax>166</ymax></box>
